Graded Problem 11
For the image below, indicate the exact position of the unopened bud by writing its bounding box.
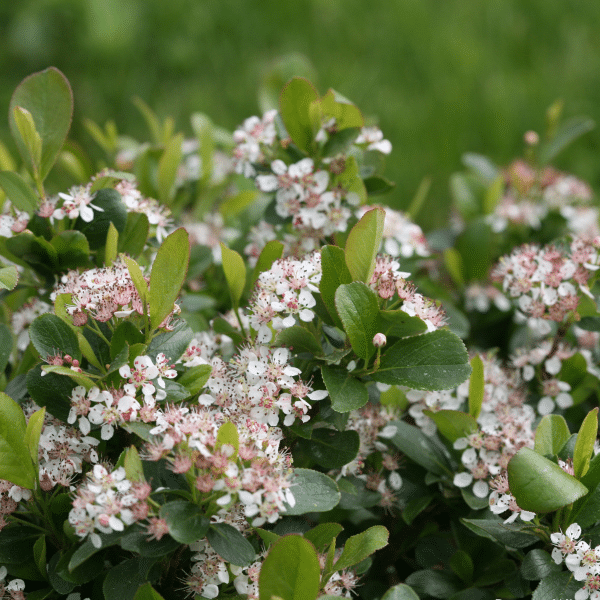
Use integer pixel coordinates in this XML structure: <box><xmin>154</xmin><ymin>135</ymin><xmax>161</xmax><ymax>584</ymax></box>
<box><xmin>524</xmin><ymin>130</ymin><xmax>539</xmax><ymax>146</ymax></box>
<box><xmin>373</xmin><ymin>333</ymin><xmax>387</xmax><ymax>348</ymax></box>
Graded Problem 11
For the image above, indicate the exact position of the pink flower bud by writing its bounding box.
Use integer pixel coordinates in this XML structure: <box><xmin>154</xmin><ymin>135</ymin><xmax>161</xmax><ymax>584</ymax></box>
<box><xmin>373</xmin><ymin>333</ymin><xmax>387</xmax><ymax>348</ymax></box>
<box><xmin>524</xmin><ymin>130</ymin><xmax>539</xmax><ymax>146</ymax></box>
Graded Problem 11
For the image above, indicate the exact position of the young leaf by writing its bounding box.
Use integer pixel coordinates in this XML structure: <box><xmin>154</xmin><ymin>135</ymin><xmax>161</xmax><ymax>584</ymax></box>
<box><xmin>282</xmin><ymin>468</ymin><xmax>341</xmax><ymax>515</ymax></box>
<box><xmin>176</xmin><ymin>364</ymin><xmax>212</xmax><ymax>396</ymax></box>
<box><xmin>539</xmin><ymin>116</ymin><xmax>595</xmax><ymax>165</ymax></box>
<box><xmin>320</xmin><ymin>245</ymin><xmax>352</xmax><ymax>329</ymax></box>
<box><xmin>220</xmin><ymin>242</ymin><xmax>246</xmax><ymax>311</ymax></box>
<box><xmin>124</xmin><ymin>446</ymin><xmax>145</xmax><ymax>482</ymax></box>
<box><xmin>157</xmin><ymin>132</ymin><xmax>183</xmax><ymax>204</ymax></box>
<box><xmin>0</xmin><ymin>265</ymin><xmax>18</xmax><ymax>291</ymax></box>
<box><xmin>468</xmin><ymin>354</ymin><xmax>484</xmax><ymax>418</ymax></box>
<box><xmin>534</xmin><ymin>414</ymin><xmax>571</xmax><ymax>457</ymax></box>
<box><xmin>105</xmin><ymin>222</ymin><xmax>119</xmax><ymax>266</ymax></box>
<box><xmin>321</xmin><ymin>365</ymin><xmax>368</xmax><ymax>412</ymax></box>
<box><xmin>422</xmin><ymin>409</ymin><xmax>478</xmax><ymax>444</ymax></box>
<box><xmin>574</xmin><ymin>407</ymin><xmax>598</xmax><ymax>479</ymax></box>
<box><xmin>122</xmin><ymin>255</ymin><xmax>148</xmax><ymax>307</ymax></box>
<box><xmin>508</xmin><ymin>447</ymin><xmax>588</xmax><ymax>512</ymax></box>
<box><xmin>25</xmin><ymin>406</ymin><xmax>45</xmax><ymax>470</ymax></box>
<box><xmin>303</xmin><ymin>523</ymin><xmax>344</xmax><ymax>552</ymax></box>
<box><xmin>381</xmin><ymin>584</ymin><xmax>420</xmax><ymax>600</ymax></box>
<box><xmin>0</xmin><ymin>171</ymin><xmax>39</xmax><ymax>214</ymax></box>
<box><xmin>372</xmin><ymin>329</ymin><xmax>471</xmax><ymax>391</ymax></box>
<box><xmin>331</xmin><ymin>526</ymin><xmax>389</xmax><ymax>573</ymax></box>
<box><xmin>279</xmin><ymin>77</ymin><xmax>319</xmax><ymax>154</ymax></box>
<box><xmin>0</xmin><ymin>392</ymin><xmax>37</xmax><ymax>489</ymax></box>
<box><xmin>13</xmin><ymin>106</ymin><xmax>42</xmax><ymax>174</ymax></box>
<box><xmin>344</xmin><ymin>207</ymin><xmax>385</xmax><ymax>283</ymax></box>
<box><xmin>335</xmin><ymin>283</ymin><xmax>379</xmax><ymax>360</ymax></box>
<box><xmin>149</xmin><ymin>228</ymin><xmax>190</xmax><ymax>330</ymax></box>
<box><xmin>207</xmin><ymin>523</ymin><xmax>256</xmax><ymax>566</ymax></box>
<box><xmin>9</xmin><ymin>67</ymin><xmax>73</xmax><ymax>181</ymax></box>
<box><xmin>215</xmin><ymin>421</ymin><xmax>239</xmax><ymax>460</ymax></box>
<box><xmin>159</xmin><ymin>500</ymin><xmax>209</xmax><ymax>544</ymax></box>
<box><xmin>258</xmin><ymin>534</ymin><xmax>321</xmax><ymax>600</ymax></box>
<box><xmin>133</xmin><ymin>583</ymin><xmax>166</xmax><ymax>600</ymax></box>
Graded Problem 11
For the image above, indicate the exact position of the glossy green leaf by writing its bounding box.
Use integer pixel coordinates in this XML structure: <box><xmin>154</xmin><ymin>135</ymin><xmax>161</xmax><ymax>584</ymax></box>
<box><xmin>377</xmin><ymin>309</ymin><xmax>427</xmax><ymax>339</ymax></box>
<box><xmin>105</xmin><ymin>221</ymin><xmax>119</xmax><ymax>266</ymax></box>
<box><xmin>0</xmin><ymin>392</ymin><xmax>36</xmax><ymax>488</ymax></box>
<box><xmin>207</xmin><ymin>523</ymin><xmax>256</xmax><ymax>566</ymax></box>
<box><xmin>344</xmin><ymin>207</ymin><xmax>385</xmax><ymax>283</ymax></box>
<box><xmin>29</xmin><ymin>314</ymin><xmax>81</xmax><ymax>362</ymax></box>
<box><xmin>372</xmin><ymin>329</ymin><xmax>471</xmax><ymax>390</ymax></box>
<box><xmin>423</xmin><ymin>410</ymin><xmax>478</xmax><ymax>444</ymax></box>
<box><xmin>9</xmin><ymin>67</ymin><xmax>73</xmax><ymax>181</ymax></box>
<box><xmin>303</xmin><ymin>523</ymin><xmax>343</xmax><ymax>552</ymax></box>
<box><xmin>13</xmin><ymin>106</ymin><xmax>42</xmax><ymax>174</ymax></box>
<box><xmin>220</xmin><ymin>242</ymin><xmax>246</xmax><ymax>311</ymax></box>
<box><xmin>381</xmin><ymin>584</ymin><xmax>420</xmax><ymax>600</ymax></box>
<box><xmin>102</xmin><ymin>557</ymin><xmax>154</xmax><ymax>600</ymax></box>
<box><xmin>251</xmin><ymin>239</ymin><xmax>284</xmax><ymax>285</ymax></box>
<box><xmin>282</xmin><ymin>468</ymin><xmax>341</xmax><ymax>515</ymax></box>
<box><xmin>157</xmin><ymin>133</ymin><xmax>183</xmax><ymax>204</ymax></box>
<box><xmin>0</xmin><ymin>171</ymin><xmax>39</xmax><ymax>214</ymax></box>
<box><xmin>41</xmin><ymin>365</ymin><xmax>96</xmax><ymax>390</ymax></box>
<box><xmin>312</xmin><ymin>88</ymin><xmax>364</xmax><ymax>130</ymax></box>
<box><xmin>332</xmin><ymin>525</ymin><xmax>388</xmax><ymax>573</ymax></box>
<box><xmin>0</xmin><ymin>266</ymin><xmax>18</xmax><ymax>291</ymax></box>
<box><xmin>122</xmin><ymin>255</ymin><xmax>148</xmax><ymax>307</ymax></box>
<box><xmin>255</xmin><ymin>528</ymin><xmax>281</xmax><ymax>549</ymax></box>
<box><xmin>460</xmin><ymin>518</ymin><xmax>539</xmax><ymax>549</ymax></box>
<box><xmin>159</xmin><ymin>500</ymin><xmax>209</xmax><ymax>544</ymax></box>
<box><xmin>402</xmin><ymin>495</ymin><xmax>434</xmax><ymax>524</ymax></box>
<box><xmin>50</xmin><ymin>230</ymin><xmax>90</xmax><ymax>270</ymax></box>
<box><xmin>320</xmin><ymin>245</ymin><xmax>353</xmax><ymax>328</ymax></box>
<box><xmin>176</xmin><ymin>364</ymin><xmax>212</xmax><ymax>395</ymax></box>
<box><xmin>449</xmin><ymin>550</ymin><xmax>474</xmax><ymax>584</ymax></box>
<box><xmin>468</xmin><ymin>355</ymin><xmax>484</xmax><ymax>418</ymax></box>
<box><xmin>531</xmin><ymin>570</ymin><xmax>582</xmax><ymax>600</ymax></box>
<box><xmin>335</xmin><ymin>282</ymin><xmax>379</xmax><ymax>360</ymax></box>
<box><xmin>521</xmin><ymin>549</ymin><xmax>561</xmax><ymax>581</ymax></box>
<box><xmin>279</xmin><ymin>77</ymin><xmax>319</xmax><ymax>154</ymax></box>
<box><xmin>387</xmin><ymin>420</ymin><xmax>451</xmax><ymax>475</ymax></box>
<box><xmin>124</xmin><ymin>445</ymin><xmax>145</xmax><ymax>482</ymax></box>
<box><xmin>507</xmin><ymin>447</ymin><xmax>588</xmax><ymax>512</ymax></box>
<box><xmin>539</xmin><ymin>116</ymin><xmax>595</xmax><ymax>165</ymax></box>
<box><xmin>149</xmin><ymin>228</ymin><xmax>190</xmax><ymax>329</ymax></box>
<box><xmin>308</xmin><ymin>428</ymin><xmax>360</xmax><ymax>469</ymax></box>
<box><xmin>215</xmin><ymin>421</ymin><xmax>239</xmax><ymax>460</ymax></box>
<box><xmin>321</xmin><ymin>365</ymin><xmax>369</xmax><ymax>412</ymax></box>
<box><xmin>534</xmin><ymin>414</ymin><xmax>571</xmax><ymax>457</ymax></box>
<box><xmin>275</xmin><ymin>326</ymin><xmax>323</xmax><ymax>356</ymax></box>
<box><xmin>574</xmin><ymin>407</ymin><xmax>598</xmax><ymax>479</ymax></box>
<box><xmin>25</xmin><ymin>406</ymin><xmax>45</xmax><ymax>470</ymax></box>
<box><xmin>405</xmin><ymin>569</ymin><xmax>461</xmax><ymax>599</ymax></box>
<box><xmin>133</xmin><ymin>583</ymin><xmax>166</xmax><ymax>600</ymax></box>
<box><xmin>146</xmin><ymin>321</ymin><xmax>194</xmax><ymax>362</ymax></box>
<box><xmin>5</xmin><ymin>232</ymin><xmax>58</xmax><ymax>281</ymax></box>
<box><xmin>118</xmin><ymin>212</ymin><xmax>150</xmax><ymax>257</ymax></box>
<box><xmin>258</xmin><ymin>534</ymin><xmax>320</xmax><ymax>600</ymax></box>
<box><xmin>26</xmin><ymin>365</ymin><xmax>74</xmax><ymax>423</ymax></box>
<box><xmin>74</xmin><ymin>188</ymin><xmax>127</xmax><ymax>250</ymax></box>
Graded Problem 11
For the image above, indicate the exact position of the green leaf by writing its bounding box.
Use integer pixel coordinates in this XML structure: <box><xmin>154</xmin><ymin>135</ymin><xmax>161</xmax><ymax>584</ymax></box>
<box><xmin>9</xmin><ymin>67</ymin><xmax>73</xmax><ymax>181</ymax></box>
<box><xmin>344</xmin><ymin>207</ymin><xmax>385</xmax><ymax>283</ymax></box>
<box><xmin>74</xmin><ymin>188</ymin><xmax>127</xmax><ymax>250</ymax></box>
<box><xmin>0</xmin><ymin>392</ymin><xmax>36</xmax><ymax>488</ymax></box>
<box><xmin>539</xmin><ymin>116</ymin><xmax>595</xmax><ymax>165</ymax></box>
<box><xmin>26</xmin><ymin>365</ymin><xmax>75</xmax><ymax>423</ymax></box>
<box><xmin>29</xmin><ymin>313</ymin><xmax>81</xmax><ymax>362</ymax></box>
<box><xmin>534</xmin><ymin>414</ymin><xmax>571</xmax><ymax>457</ymax></box>
<box><xmin>207</xmin><ymin>523</ymin><xmax>256</xmax><ymax>566</ymax></box>
<box><xmin>381</xmin><ymin>584</ymin><xmax>420</xmax><ymax>600</ymax></box>
<box><xmin>124</xmin><ymin>445</ymin><xmax>145</xmax><ymax>482</ymax></box>
<box><xmin>25</xmin><ymin>406</ymin><xmax>45</xmax><ymax>470</ymax></box>
<box><xmin>258</xmin><ymin>534</ymin><xmax>321</xmax><ymax>600</ymax></box>
<box><xmin>282</xmin><ymin>468</ymin><xmax>341</xmax><ymax>515</ymax></box>
<box><xmin>574</xmin><ymin>407</ymin><xmax>598</xmax><ymax>479</ymax></box>
<box><xmin>531</xmin><ymin>570</ymin><xmax>583</xmax><ymax>600</ymax></box>
<box><xmin>402</xmin><ymin>495</ymin><xmax>434</xmax><ymax>525</ymax></box>
<box><xmin>159</xmin><ymin>500</ymin><xmax>209</xmax><ymax>544</ymax></box>
<box><xmin>303</xmin><ymin>523</ymin><xmax>343</xmax><ymax>552</ymax></box>
<box><xmin>460</xmin><ymin>518</ymin><xmax>539</xmax><ymax>549</ymax></box>
<box><xmin>335</xmin><ymin>282</ymin><xmax>379</xmax><ymax>360</ymax></box>
<box><xmin>33</xmin><ymin>535</ymin><xmax>47</xmax><ymax>580</ymax></box>
<box><xmin>255</xmin><ymin>528</ymin><xmax>280</xmax><ymax>549</ymax></box>
<box><xmin>149</xmin><ymin>228</ymin><xmax>190</xmax><ymax>329</ymax></box>
<box><xmin>220</xmin><ymin>189</ymin><xmax>260</xmax><ymax>218</ymax></box>
<box><xmin>372</xmin><ymin>329</ymin><xmax>471</xmax><ymax>391</ymax></box>
<box><xmin>103</xmin><ymin>557</ymin><xmax>154</xmax><ymax>600</ymax></box>
<box><xmin>251</xmin><ymin>239</ymin><xmax>284</xmax><ymax>286</ymax></box>
<box><xmin>146</xmin><ymin>321</ymin><xmax>194</xmax><ymax>362</ymax></box>
<box><xmin>5</xmin><ymin>232</ymin><xmax>58</xmax><ymax>281</ymax></box>
<box><xmin>423</xmin><ymin>410</ymin><xmax>478</xmax><ymax>444</ymax></box>
<box><xmin>521</xmin><ymin>549</ymin><xmax>562</xmax><ymax>581</ymax></box>
<box><xmin>157</xmin><ymin>133</ymin><xmax>183</xmax><ymax>204</ymax></box>
<box><xmin>0</xmin><ymin>171</ymin><xmax>39</xmax><ymax>214</ymax></box>
<box><xmin>122</xmin><ymin>255</ymin><xmax>148</xmax><ymax>307</ymax></box>
<box><xmin>177</xmin><ymin>364</ymin><xmax>212</xmax><ymax>395</ymax></box>
<box><xmin>320</xmin><ymin>245</ymin><xmax>353</xmax><ymax>328</ymax></box>
<box><xmin>220</xmin><ymin>242</ymin><xmax>246</xmax><ymax>311</ymax></box>
<box><xmin>449</xmin><ymin>550</ymin><xmax>474</xmax><ymax>583</ymax></box>
<box><xmin>0</xmin><ymin>325</ymin><xmax>11</xmax><ymax>373</ymax></box>
<box><xmin>321</xmin><ymin>365</ymin><xmax>368</xmax><ymax>412</ymax></box>
<box><xmin>190</xmin><ymin>112</ymin><xmax>214</xmax><ymax>186</ymax></box>
<box><xmin>364</xmin><ymin>176</ymin><xmax>396</xmax><ymax>196</ymax></box>
<box><xmin>377</xmin><ymin>309</ymin><xmax>427</xmax><ymax>339</ymax></box>
<box><xmin>405</xmin><ymin>569</ymin><xmax>461</xmax><ymax>599</ymax></box>
<box><xmin>468</xmin><ymin>355</ymin><xmax>484</xmax><ymax>419</ymax></box>
<box><xmin>105</xmin><ymin>222</ymin><xmax>119</xmax><ymax>266</ymax></box>
<box><xmin>132</xmin><ymin>96</ymin><xmax>162</xmax><ymax>144</ymax></box>
<box><xmin>308</xmin><ymin>428</ymin><xmax>360</xmax><ymax>469</ymax></box>
<box><xmin>313</xmin><ymin>88</ymin><xmax>364</xmax><ymax>130</ymax></box>
<box><xmin>279</xmin><ymin>77</ymin><xmax>319</xmax><ymax>154</ymax></box>
<box><xmin>41</xmin><ymin>365</ymin><xmax>96</xmax><ymax>390</ymax></box>
<box><xmin>215</xmin><ymin>421</ymin><xmax>239</xmax><ymax>460</ymax></box>
<box><xmin>133</xmin><ymin>583</ymin><xmax>166</xmax><ymax>600</ymax></box>
<box><xmin>50</xmin><ymin>230</ymin><xmax>91</xmax><ymax>270</ymax></box>
<box><xmin>335</xmin><ymin>154</ymin><xmax>367</xmax><ymax>203</ymax></box>
<box><xmin>275</xmin><ymin>326</ymin><xmax>322</xmax><ymax>356</ymax></box>
<box><xmin>118</xmin><ymin>212</ymin><xmax>150</xmax><ymax>257</ymax></box>
<box><xmin>507</xmin><ymin>447</ymin><xmax>588</xmax><ymax>512</ymax></box>
<box><xmin>13</xmin><ymin>106</ymin><xmax>42</xmax><ymax>174</ymax></box>
<box><xmin>443</xmin><ymin>248</ymin><xmax>465</xmax><ymax>287</ymax></box>
<box><xmin>386</xmin><ymin>420</ymin><xmax>451</xmax><ymax>475</ymax></box>
<box><xmin>0</xmin><ymin>265</ymin><xmax>18</xmax><ymax>290</ymax></box>
<box><xmin>332</xmin><ymin>525</ymin><xmax>388</xmax><ymax>573</ymax></box>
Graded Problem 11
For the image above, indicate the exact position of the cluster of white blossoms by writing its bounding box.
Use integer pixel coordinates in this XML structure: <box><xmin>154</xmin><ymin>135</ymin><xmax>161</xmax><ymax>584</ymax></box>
<box><xmin>0</xmin><ymin>567</ymin><xmax>25</xmax><ymax>600</ymax></box>
<box><xmin>551</xmin><ymin>523</ymin><xmax>600</xmax><ymax>600</ymax></box>
<box><xmin>183</xmin><ymin>212</ymin><xmax>240</xmax><ymax>263</ymax></box>
<box><xmin>463</xmin><ymin>283</ymin><xmax>511</xmax><ymax>313</ymax></box>
<box><xmin>249</xmin><ymin>252</ymin><xmax>322</xmax><ymax>343</ymax></box>
<box><xmin>0</xmin><ymin>480</ymin><xmax>31</xmax><ymax>532</ymax></box>
<box><xmin>68</xmin><ymin>465</ymin><xmax>144</xmax><ymax>548</ymax></box>
<box><xmin>232</xmin><ymin>109</ymin><xmax>278</xmax><ymax>178</ymax></box>
<box><xmin>0</xmin><ymin>199</ymin><xmax>30</xmax><ymax>237</ymax></box>
<box><xmin>356</xmin><ymin>205</ymin><xmax>430</xmax><ymax>259</ymax></box>
<box><xmin>492</xmin><ymin>236</ymin><xmax>600</xmax><ymax>333</ymax></box>
<box><xmin>11</xmin><ymin>297</ymin><xmax>52</xmax><ymax>352</ymax></box>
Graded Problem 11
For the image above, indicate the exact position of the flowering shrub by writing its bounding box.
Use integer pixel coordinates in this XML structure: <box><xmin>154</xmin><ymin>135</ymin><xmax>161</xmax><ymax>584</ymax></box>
<box><xmin>0</xmin><ymin>67</ymin><xmax>599</xmax><ymax>600</ymax></box>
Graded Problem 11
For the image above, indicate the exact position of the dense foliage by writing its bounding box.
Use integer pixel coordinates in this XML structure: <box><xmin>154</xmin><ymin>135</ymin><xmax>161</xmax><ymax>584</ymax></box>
<box><xmin>0</xmin><ymin>68</ymin><xmax>599</xmax><ymax>600</ymax></box>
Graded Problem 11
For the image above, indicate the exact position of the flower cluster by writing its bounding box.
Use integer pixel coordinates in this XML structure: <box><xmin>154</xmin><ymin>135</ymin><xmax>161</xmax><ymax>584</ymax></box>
<box><xmin>492</xmin><ymin>236</ymin><xmax>600</xmax><ymax>331</ymax></box>
<box><xmin>232</xmin><ymin>110</ymin><xmax>278</xmax><ymax>177</ymax></box>
<box><xmin>0</xmin><ymin>567</ymin><xmax>25</xmax><ymax>600</ymax></box>
<box><xmin>11</xmin><ymin>297</ymin><xmax>52</xmax><ymax>351</ymax></box>
<box><xmin>52</xmin><ymin>185</ymin><xmax>105</xmax><ymax>222</ymax></box>
<box><xmin>184</xmin><ymin>212</ymin><xmax>240</xmax><ymax>263</ymax></box>
<box><xmin>551</xmin><ymin>523</ymin><xmax>600</xmax><ymax>600</ymax></box>
<box><xmin>0</xmin><ymin>481</ymin><xmax>30</xmax><ymax>532</ymax></box>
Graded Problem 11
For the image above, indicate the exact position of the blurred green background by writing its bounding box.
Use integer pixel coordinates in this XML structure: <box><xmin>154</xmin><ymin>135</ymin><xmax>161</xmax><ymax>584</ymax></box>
<box><xmin>1</xmin><ymin>0</ymin><xmax>599</xmax><ymax>228</ymax></box>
